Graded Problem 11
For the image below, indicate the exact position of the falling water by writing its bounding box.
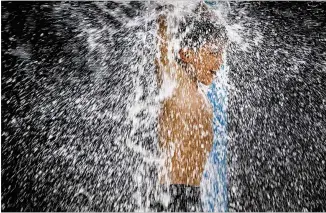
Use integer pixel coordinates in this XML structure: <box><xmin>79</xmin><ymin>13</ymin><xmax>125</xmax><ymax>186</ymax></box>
<box><xmin>2</xmin><ymin>1</ymin><xmax>326</xmax><ymax>212</ymax></box>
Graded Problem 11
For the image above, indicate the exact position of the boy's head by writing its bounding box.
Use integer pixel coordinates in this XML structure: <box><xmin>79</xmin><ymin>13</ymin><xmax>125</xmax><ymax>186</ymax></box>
<box><xmin>177</xmin><ymin>7</ymin><xmax>228</xmax><ymax>85</ymax></box>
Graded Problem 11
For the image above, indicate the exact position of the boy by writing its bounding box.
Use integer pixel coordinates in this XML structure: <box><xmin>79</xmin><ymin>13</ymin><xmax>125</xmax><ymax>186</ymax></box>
<box><xmin>154</xmin><ymin>3</ymin><xmax>228</xmax><ymax>212</ymax></box>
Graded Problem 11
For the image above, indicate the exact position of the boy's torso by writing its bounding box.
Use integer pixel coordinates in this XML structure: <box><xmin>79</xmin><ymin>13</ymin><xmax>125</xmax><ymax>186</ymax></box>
<box><xmin>159</xmin><ymin>72</ymin><xmax>213</xmax><ymax>186</ymax></box>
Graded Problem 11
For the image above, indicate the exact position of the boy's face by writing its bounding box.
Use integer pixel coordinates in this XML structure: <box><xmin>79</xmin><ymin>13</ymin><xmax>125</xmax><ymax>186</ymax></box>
<box><xmin>180</xmin><ymin>43</ymin><xmax>224</xmax><ymax>85</ymax></box>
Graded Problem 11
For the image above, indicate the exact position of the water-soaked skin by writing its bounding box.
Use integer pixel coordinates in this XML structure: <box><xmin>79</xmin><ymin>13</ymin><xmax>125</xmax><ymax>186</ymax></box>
<box><xmin>158</xmin><ymin>68</ymin><xmax>214</xmax><ymax>186</ymax></box>
<box><xmin>156</xmin><ymin>14</ymin><xmax>224</xmax><ymax>186</ymax></box>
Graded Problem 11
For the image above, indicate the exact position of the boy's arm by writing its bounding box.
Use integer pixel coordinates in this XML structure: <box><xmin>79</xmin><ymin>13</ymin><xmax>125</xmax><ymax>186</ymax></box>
<box><xmin>155</xmin><ymin>14</ymin><xmax>170</xmax><ymax>88</ymax></box>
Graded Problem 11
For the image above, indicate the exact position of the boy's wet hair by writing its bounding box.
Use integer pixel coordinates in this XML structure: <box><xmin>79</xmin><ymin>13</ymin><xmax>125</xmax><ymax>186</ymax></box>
<box><xmin>179</xmin><ymin>19</ymin><xmax>227</xmax><ymax>49</ymax></box>
<box><xmin>178</xmin><ymin>4</ymin><xmax>228</xmax><ymax>50</ymax></box>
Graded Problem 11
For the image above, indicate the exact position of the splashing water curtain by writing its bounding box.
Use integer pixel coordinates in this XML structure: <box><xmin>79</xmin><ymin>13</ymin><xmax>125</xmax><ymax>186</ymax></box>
<box><xmin>2</xmin><ymin>1</ymin><xmax>326</xmax><ymax>212</ymax></box>
<box><xmin>1</xmin><ymin>1</ymin><xmax>231</xmax><ymax>211</ymax></box>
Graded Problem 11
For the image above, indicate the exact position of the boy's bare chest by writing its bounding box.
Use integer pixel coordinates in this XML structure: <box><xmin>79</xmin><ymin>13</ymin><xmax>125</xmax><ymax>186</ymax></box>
<box><xmin>160</xmin><ymin>88</ymin><xmax>213</xmax><ymax>141</ymax></box>
<box><xmin>158</xmin><ymin>86</ymin><xmax>214</xmax><ymax>186</ymax></box>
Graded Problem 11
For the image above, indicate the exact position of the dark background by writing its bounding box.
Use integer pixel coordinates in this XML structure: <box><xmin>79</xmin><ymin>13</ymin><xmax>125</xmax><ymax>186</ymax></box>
<box><xmin>2</xmin><ymin>1</ymin><xmax>326</xmax><ymax>211</ymax></box>
<box><xmin>227</xmin><ymin>2</ymin><xmax>326</xmax><ymax>211</ymax></box>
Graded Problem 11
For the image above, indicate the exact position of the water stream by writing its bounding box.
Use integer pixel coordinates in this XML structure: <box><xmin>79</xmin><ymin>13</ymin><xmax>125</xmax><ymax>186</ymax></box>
<box><xmin>2</xmin><ymin>1</ymin><xmax>325</xmax><ymax>211</ymax></box>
